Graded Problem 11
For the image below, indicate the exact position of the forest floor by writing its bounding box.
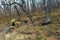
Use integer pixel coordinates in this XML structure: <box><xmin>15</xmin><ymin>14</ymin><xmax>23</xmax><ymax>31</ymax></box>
<box><xmin>0</xmin><ymin>8</ymin><xmax>60</xmax><ymax>40</ymax></box>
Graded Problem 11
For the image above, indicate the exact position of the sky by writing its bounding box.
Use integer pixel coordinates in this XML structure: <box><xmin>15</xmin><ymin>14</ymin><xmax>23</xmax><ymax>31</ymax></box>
<box><xmin>0</xmin><ymin>0</ymin><xmax>41</xmax><ymax>8</ymax></box>
<box><xmin>0</xmin><ymin>0</ymin><xmax>60</xmax><ymax>9</ymax></box>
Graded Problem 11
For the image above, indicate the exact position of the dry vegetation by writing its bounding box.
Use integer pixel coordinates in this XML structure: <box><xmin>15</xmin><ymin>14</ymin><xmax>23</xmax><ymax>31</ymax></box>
<box><xmin>0</xmin><ymin>8</ymin><xmax>60</xmax><ymax>40</ymax></box>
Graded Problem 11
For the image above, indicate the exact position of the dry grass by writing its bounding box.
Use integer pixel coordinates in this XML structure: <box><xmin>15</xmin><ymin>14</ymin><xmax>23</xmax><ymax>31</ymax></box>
<box><xmin>0</xmin><ymin>8</ymin><xmax>60</xmax><ymax>40</ymax></box>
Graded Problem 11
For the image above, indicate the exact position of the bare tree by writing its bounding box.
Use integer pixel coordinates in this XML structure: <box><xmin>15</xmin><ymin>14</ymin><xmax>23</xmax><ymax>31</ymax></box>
<box><xmin>31</xmin><ymin>0</ymin><xmax>36</xmax><ymax>12</ymax></box>
<box><xmin>1</xmin><ymin>0</ymin><xmax>7</xmax><ymax>17</ymax></box>
<box><xmin>41</xmin><ymin>0</ymin><xmax>51</xmax><ymax>25</ymax></box>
